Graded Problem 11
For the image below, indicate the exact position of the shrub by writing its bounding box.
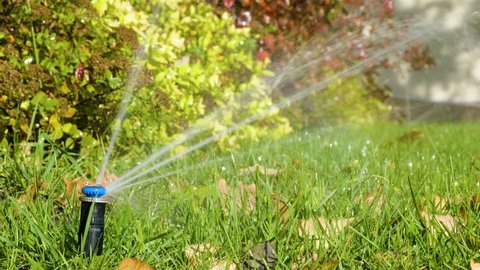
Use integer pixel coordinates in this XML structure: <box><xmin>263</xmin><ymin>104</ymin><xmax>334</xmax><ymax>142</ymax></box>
<box><xmin>0</xmin><ymin>0</ymin><xmax>136</xmax><ymax>152</ymax></box>
<box><xmin>93</xmin><ymin>0</ymin><xmax>291</xmax><ymax>160</ymax></box>
<box><xmin>213</xmin><ymin>0</ymin><xmax>399</xmax><ymax>126</ymax></box>
<box><xmin>1</xmin><ymin>0</ymin><xmax>291</xmax><ymax>164</ymax></box>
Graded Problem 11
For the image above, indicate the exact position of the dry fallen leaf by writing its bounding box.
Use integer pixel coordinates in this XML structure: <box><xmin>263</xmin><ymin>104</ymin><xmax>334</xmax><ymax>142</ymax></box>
<box><xmin>238</xmin><ymin>164</ymin><xmax>281</xmax><ymax>177</ymax></box>
<box><xmin>243</xmin><ymin>242</ymin><xmax>277</xmax><ymax>270</ymax></box>
<box><xmin>421</xmin><ymin>211</ymin><xmax>459</xmax><ymax>234</ymax></box>
<box><xmin>17</xmin><ymin>182</ymin><xmax>49</xmax><ymax>202</ymax></box>
<box><xmin>471</xmin><ymin>259</ymin><xmax>480</xmax><ymax>270</ymax></box>
<box><xmin>100</xmin><ymin>172</ymin><xmax>118</xmax><ymax>186</ymax></box>
<box><xmin>185</xmin><ymin>244</ymin><xmax>236</xmax><ymax>269</ymax></box>
<box><xmin>354</xmin><ymin>185</ymin><xmax>384</xmax><ymax>212</ymax></box>
<box><xmin>64</xmin><ymin>177</ymin><xmax>90</xmax><ymax>197</ymax></box>
<box><xmin>272</xmin><ymin>193</ymin><xmax>289</xmax><ymax>221</ymax></box>
<box><xmin>292</xmin><ymin>249</ymin><xmax>338</xmax><ymax>270</ymax></box>
<box><xmin>218</xmin><ymin>178</ymin><xmax>256</xmax><ymax>212</ymax></box>
<box><xmin>298</xmin><ymin>217</ymin><xmax>354</xmax><ymax>249</ymax></box>
<box><xmin>433</xmin><ymin>194</ymin><xmax>462</xmax><ymax>211</ymax></box>
<box><xmin>299</xmin><ymin>217</ymin><xmax>354</xmax><ymax>237</ymax></box>
<box><xmin>210</xmin><ymin>260</ymin><xmax>236</xmax><ymax>270</ymax></box>
<box><xmin>117</xmin><ymin>258</ymin><xmax>154</xmax><ymax>270</ymax></box>
<box><xmin>185</xmin><ymin>243</ymin><xmax>217</xmax><ymax>266</ymax></box>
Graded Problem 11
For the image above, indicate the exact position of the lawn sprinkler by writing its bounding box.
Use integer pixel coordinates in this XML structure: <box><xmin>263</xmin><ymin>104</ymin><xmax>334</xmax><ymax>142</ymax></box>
<box><xmin>78</xmin><ymin>185</ymin><xmax>108</xmax><ymax>257</ymax></box>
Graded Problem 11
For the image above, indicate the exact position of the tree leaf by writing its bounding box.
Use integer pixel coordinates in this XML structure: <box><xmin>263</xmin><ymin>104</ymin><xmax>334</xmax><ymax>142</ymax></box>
<box><xmin>117</xmin><ymin>258</ymin><xmax>154</xmax><ymax>270</ymax></box>
<box><xmin>184</xmin><ymin>243</ymin><xmax>217</xmax><ymax>266</ymax></box>
<box><xmin>421</xmin><ymin>211</ymin><xmax>459</xmax><ymax>234</ymax></box>
<box><xmin>243</xmin><ymin>242</ymin><xmax>277</xmax><ymax>270</ymax></box>
<box><xmin>354</xmin><ymin>184</ymin><xmax>384</xmax><ymax>212</ymax></box>
<box><xmin>272</xmin><ymin>193</ymin><xmax>289</xmax><ymax>221</ymax></box>
<box><xmin>92</xmin><ymin>0</ymin><xmax>108</xmax><ymax>16</ymax></box>
<box><xmin>218</xmin><ymin>178</ymin><xmax>256</xmax><ymax>212</ymax></box>
<box><xmin>210</xmin><ymin>260</ymin><xmax>236</xmax><ymax>270</ymax></box>
<box><xmin>238</xmin><ymin>164</ymin><xmax>281</xmax><ymax>176</ymax></box>
<box><xmin>64</xmin><ymin>177</ymin><xmax>90</xmax><ymax>197</ymax></box>
<box><xmin>299</xmin><ymin>217</ymin><xmax>354</xmax><ymax>237</ymax></box>
<box><xmin>298</xmin><ymin>217</ymin><xmax>354</xmax><ymax>249</ymax></box>
<box><xmin>470</xmin><ymin>260</ymin><xmax>480</xmax><ymax>270</ymax></box>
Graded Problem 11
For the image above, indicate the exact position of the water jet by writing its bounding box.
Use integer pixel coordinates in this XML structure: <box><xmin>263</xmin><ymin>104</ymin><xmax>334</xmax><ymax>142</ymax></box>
<box><xmin>78</xmin><ymin>185</ymin><xmax>109</xmax><ymax>257</ymax></box>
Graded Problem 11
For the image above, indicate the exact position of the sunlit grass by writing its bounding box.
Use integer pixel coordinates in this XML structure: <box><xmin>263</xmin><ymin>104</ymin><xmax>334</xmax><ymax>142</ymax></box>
<box><xmin>1</xmin><ymin>122</ymin><xmax>480</xmax><ymax>269</ymax></box>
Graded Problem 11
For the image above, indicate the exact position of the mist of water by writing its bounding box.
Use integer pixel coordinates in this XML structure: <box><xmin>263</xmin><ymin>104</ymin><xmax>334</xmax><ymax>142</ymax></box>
<box><xmin>96</xmin><ymin>50</ymin><xmax>143</xmax><ymax>185</ymax></box>
<box><xmin>105</xmin><ymin>16</ymin><xmax>444</xmax><ymax>194</ymax></box>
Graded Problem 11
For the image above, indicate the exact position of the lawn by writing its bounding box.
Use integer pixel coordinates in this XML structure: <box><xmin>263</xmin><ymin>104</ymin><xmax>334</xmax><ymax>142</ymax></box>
<box><xmin>1</xmin><ymin>122</ymin><xmax>480</xmax><ymax>269</ymax></box>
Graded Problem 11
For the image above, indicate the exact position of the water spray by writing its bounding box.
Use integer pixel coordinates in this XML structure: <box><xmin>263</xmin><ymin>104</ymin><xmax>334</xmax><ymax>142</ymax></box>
<box><xmin>78</xmin><ymin>185</ymin><xmax>108</xmax><ymax>257</ymax></box>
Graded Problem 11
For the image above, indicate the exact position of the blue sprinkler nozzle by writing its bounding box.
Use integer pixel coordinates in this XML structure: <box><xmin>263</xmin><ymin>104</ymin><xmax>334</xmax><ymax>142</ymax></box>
<box><xmin>78</xmin><ymin>185</ymin><xmax>109</xmax><ymax>257</ymax></box>
<box><xmin>81</xmin><ymin>185</ymin><xmax>107</xmax><ymax>198</ymax></box>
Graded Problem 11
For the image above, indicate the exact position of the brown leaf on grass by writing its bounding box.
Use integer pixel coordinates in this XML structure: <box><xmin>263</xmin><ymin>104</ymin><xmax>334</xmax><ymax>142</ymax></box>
<box><xmin>299</xmin><ymin>217</ymin><xmax>354</xmax><ymax>237</ymax></box>
<box><xmin>218</xmin><ymin>178</ymin><xmax>256</xmax><ymax>212</ymax></box>
<box><xmin>117</xmin><ymin>258</ymin><xmax>154</xmax><ymax>270</ymax></box>
<box><xmin>296</xmin><ymin>260</ymin><xmax>337</xmax><ymax>270</ymax></box>
<box><xmin>185</xmin><ymin>243</ymin><xmax>218</xmax><ymax>266</ymax></box>
<box><xmin>292</xmin><ymin>249</ymin><xmax>338</xmax><ymax>270</ymax></box>
<box><xmin>64</xmin><ymin>177</ymin><xmax>90</xmax><ymax>197</ymax></box>
<box><xmin>421</xmin><ymin>211</ymin><xmax>459</xmax><ymax>234</ymax></box>
<box><xmin>99</xmin><ymin>172</ymin><xmax>118</xmax><ymax>186</ymax></box>
<box><xmin>298</xmin><ymin>217</ymin><xmax>354</xmax><ymax>249</ymax></box>
<box><xmin>354</xmin><ymin>185</ymin><xmax>384</xmax><ymax>212</ymax></box>
<box><xmin>272</xmin><ymin>193</ymin><xmax>289</xmax><ymax>221</ymax></box>
<box><xmin>184</xmin><ymin>243</ymin><xmax>236</xmax><ymax>270</ymax></box>
<box><xmin>185</xmin><ymin>244</ymin><xmax>235</xmax><ymax>269</ymax></box>
<box><xmin>210</xmin><ymin>260</ymin><xmax>236</xmax><ymax>270</ymax></box>
<box><xmin>433</xmin><ymin>194</ymin><xmax>462</xmax><ymax>211</ymax></box>
<box><xmin>17</xmin><ymin>182</ymin><xmax>49</xmax><ymax>202</ymax></box>
<box><xmin>238</xmin><ymin>164</ymin><xmax>281</xmax><ymax>176</ymax></box>
<box><xmin>243</xmin><ymin>242</ymin><xmax>277</xmax><ymax>270</ymax></box>
<box><xmin>471</xmin><ymin>260</ymin><xmax>480</xmax><ymax>270</ymax></box>
<box><xmin>433</xmin><ymin>195</ymin><xmax>447</xmax><ymax>210</ymax></box>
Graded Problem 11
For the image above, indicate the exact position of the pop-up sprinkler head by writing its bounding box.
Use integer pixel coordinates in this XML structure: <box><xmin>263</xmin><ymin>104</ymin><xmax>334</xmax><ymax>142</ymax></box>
<box><xmin>78</xmin><ymin>185</ymin><xmax>108</xmax><ymax>257</ymax></box>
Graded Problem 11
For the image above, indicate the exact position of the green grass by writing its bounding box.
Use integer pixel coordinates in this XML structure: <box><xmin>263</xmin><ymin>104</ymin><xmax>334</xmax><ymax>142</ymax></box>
<box><xmin>2</xmin><ymin>122</ymin><xmax>480</xmax><ymax>269</ymax></box>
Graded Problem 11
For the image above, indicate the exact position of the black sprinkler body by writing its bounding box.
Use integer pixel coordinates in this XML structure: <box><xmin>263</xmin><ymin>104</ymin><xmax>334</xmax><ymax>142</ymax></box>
<box><xmin>78</xmin><ymin>185</ymin><xmax>108</xmax><ymax>257</ymax></box>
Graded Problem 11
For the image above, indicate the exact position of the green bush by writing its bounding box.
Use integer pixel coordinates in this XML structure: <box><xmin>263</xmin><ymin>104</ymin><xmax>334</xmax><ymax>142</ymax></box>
<box><xmin>1</xmin><ymin>0</ymin><xmax>291</xmax><ymax>163</ymax></box>
<box><xmin>92</xmin><ymin>0</ymin><xmax>291</xmax><ymax>159</ymax></box>
<box><xmin>0</xmin><ymin>0</ymin><xmax>136</xmax><ymax>152</ymax></box>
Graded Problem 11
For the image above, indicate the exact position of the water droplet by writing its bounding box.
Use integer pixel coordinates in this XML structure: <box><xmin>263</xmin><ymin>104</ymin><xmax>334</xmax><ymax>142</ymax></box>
<box><xmin>221</xmin><ymin>166</ymin><xmax>226</xmax><ymax>171</ymax></box>
<box><xmin>366</xmin><ymin>140</ymin><xmax>371</xmax><ymax>145</ymax></box>
<box><xmin>408</xmin><ymin>161</ymin><xmax>413</xmax><ymax>168</ymax></box>
<box><xmin>257</xmin><ymin>156</ymin><xmax>262</xmax><ymax>161</ymax></box>
<box><xmin>24</xmin><ymin>57</ymin><xmax>33</xmax><ymax>64</ymax></box>
<box><xmin>431</xmin><ymin>155</ymin><xmax>436</xmax><ymax>160</ymax></box>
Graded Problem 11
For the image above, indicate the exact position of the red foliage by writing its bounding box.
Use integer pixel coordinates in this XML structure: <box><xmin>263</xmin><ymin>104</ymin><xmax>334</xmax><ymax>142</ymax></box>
<box><xmin>211</xmin><ymin>0</ymin><xmax>431</xmax><ymax>102</ymax></box>
<box><xmin>223</xmin><ymin>0</ymin><xmax>235</xmax><ymax>9</ymax></box>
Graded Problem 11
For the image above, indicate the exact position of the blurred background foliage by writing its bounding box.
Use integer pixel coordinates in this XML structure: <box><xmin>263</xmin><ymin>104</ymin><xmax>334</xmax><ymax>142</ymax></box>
<box><xmin>0</xmin><ymin>0</ymin><xmax>412</xmax><ymax>165</ymax></box>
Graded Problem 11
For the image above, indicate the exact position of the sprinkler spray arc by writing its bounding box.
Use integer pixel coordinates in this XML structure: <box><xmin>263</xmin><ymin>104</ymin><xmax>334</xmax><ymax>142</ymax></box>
<box><xmin>78</xmin><ymin>185</ymin><xmax>109</xmax><ymax>257</ymax></box>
